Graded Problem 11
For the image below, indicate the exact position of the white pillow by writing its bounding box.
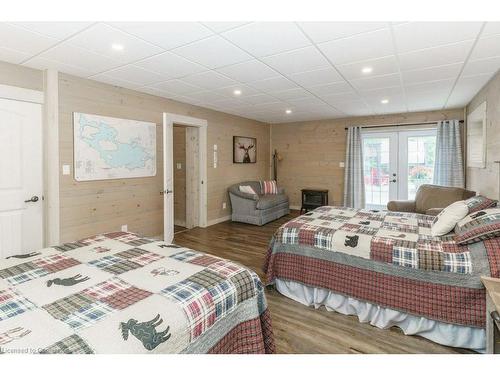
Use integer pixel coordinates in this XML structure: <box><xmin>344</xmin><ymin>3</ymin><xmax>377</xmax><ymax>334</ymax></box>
<box><xmin>431</xmin><ymin>200</ymin><xmax>469</xmax><ymax>237</ymax></box>
<box><xmin>239</xmin><ymin>185</ymin><xmax>257</xmax><ymax>195</ymax></box>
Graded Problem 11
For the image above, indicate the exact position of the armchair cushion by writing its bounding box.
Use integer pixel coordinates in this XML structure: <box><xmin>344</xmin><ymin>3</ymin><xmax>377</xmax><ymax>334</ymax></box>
<box><xmin>256</xmin><ymin>194</ymin><xmax>288</xmax><ymax>210</ymax></box>
<box><xmin>415</xmin><ymin>184</ymin><xmax>474</xmax><ymax>214</ymax></box>
<box><xmin>387</xmin><ymin>200</ymin><xmax>416</xmax><ymax>213</ymax></box>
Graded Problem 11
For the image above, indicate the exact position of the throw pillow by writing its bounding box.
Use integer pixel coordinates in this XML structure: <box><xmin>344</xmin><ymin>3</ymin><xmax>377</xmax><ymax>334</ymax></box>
<box><xmin>239</xmin><ymin>185</ymin><xmax>257</xmax><ymax>195</ymax></box>
<box><xmin>464</xmin><ymin>195</ymin><xmax>497</xmax><ymax>213</ymax></box>
<box><xmin>431</xmin><ymin>200</ymin><xmax>469</xmax><ymax>237</ymax></box>
<box><xmin>260</xmin><ymin>180</ymin><xmax>279</xmax><ymax>194</ymax></box>
<box><xmin>454</xmin><ymin>207</ymin><xmax>500</xmax><ymax>244</ymax></box>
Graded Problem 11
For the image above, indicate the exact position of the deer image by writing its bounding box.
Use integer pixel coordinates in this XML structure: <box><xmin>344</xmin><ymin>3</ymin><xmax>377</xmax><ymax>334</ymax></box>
<box><xmin>238</xmin><ymin>142</ymin><xmax>254</xmax><ymax>163</ymax></box>
<box><xmin>46</xmin><ymin>274</ymin><xmax>90</xmax><ymax>287</ymax></box>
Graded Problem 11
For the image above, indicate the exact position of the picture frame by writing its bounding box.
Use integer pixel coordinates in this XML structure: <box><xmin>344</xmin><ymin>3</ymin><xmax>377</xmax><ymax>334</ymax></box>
<box><xmin>233</xmin><ymin>136</ymin><xmax>257</xmax><ymax>164</ymax></box>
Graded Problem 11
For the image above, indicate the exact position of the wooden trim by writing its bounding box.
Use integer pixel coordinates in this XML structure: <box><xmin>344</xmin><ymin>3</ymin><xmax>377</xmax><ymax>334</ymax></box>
<box><xmin>43</xmin><ymin>70</ymin><xmax>60</xmax><ymax>246</ymax></box>
<box><xmin>164</xmin><ymin>113</ymin><xmax>208</xmax><ymax>229</ymax></box>
<box><xmin>0</xmin><ymin>83</ymin><xmax>44</xmax><ymax>104</ymax></box>
<box><xmin>207</xmin><ymin>215</ymin><xmax>231</xmax><ymax>226</ymax></box>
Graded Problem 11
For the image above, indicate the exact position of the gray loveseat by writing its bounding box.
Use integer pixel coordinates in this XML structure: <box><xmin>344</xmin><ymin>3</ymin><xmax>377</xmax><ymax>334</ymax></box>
<box><xmin>228</xmin><ymin>181</ymin><xmax>290</xmax><ymax>225</ymax></box>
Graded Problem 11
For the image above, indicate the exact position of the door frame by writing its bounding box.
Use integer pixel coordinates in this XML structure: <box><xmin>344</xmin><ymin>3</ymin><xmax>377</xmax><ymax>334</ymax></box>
<box><xmin>163</xmin><ymin>113</ymin><xmax>207</xmax><ymax>242</ymax></box>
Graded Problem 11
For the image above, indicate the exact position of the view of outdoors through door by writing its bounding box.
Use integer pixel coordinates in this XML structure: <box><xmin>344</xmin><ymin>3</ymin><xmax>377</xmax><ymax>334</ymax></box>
<box><xmin>362</xmin><ymin>129</ymin><xmax>437</xmax><ymax>209</ymax></box>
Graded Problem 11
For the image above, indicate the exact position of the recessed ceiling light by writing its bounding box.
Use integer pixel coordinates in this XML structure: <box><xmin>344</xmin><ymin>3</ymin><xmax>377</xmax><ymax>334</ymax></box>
<box><xmin>233</xmin><ymin>89</ymin><xmax>242</xmax><ymax>96</ymax></box>
<box><xmin>381</xmin><ymin>99</ymin><xmax>389</xmax><ymax>104</ymax></box>
<box><xmin>361</xmin><ymin>66</ymin><xmax>373</xmax><ymax>74</ymax></box>
<box><xmin>111</xmin><ymin>43</ymin><xmax>124</xmax><ymax>51</ymax></box>
<box><xmin>285</xmin><ymin>109</ymin><xmax>292</xmax><ymax>114</ymax></box>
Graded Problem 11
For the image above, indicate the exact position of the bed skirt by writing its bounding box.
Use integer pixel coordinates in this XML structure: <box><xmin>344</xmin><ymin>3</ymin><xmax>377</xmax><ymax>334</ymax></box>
<box><xmin>274</xmin><ymin>278</ymin><xmax>485</xmax><ymax>352</ymax></box>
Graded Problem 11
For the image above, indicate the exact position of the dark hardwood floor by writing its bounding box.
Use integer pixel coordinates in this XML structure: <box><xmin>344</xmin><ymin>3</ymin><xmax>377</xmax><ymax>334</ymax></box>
<box><xmin>174</xmin><ymin>211</ymin><xmax>473</xmax><ymax>354</ymax></box>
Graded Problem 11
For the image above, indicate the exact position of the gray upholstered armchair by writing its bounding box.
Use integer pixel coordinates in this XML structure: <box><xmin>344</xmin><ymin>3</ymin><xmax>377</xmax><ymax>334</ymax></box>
<box><xmin>228</xmin><ymin>181</ymin><xmax>290</xmax><ymax>225</ymax></box>
<box><xmin>387</xmin><ymin>184</ymin><xmax>476</xmax><ymax>216</ymax></box>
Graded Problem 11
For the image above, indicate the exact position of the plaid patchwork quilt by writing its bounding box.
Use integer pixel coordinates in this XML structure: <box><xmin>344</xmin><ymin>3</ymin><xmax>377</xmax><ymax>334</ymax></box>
<box><xmin>265</xmin><ymin>206</ymin><xmax>499</xmax><ymax>328</ymax></box>
<box><xmin>0</xmin><ymin>232</ymin><xmax>274</xmax><ymax>354</ymax></box>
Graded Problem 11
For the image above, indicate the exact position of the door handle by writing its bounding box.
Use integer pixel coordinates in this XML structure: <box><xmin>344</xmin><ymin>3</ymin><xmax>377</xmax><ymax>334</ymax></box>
<box><xmin>24</xmin><ymin>196</ymin><xmax>39</xmax><ymax>203</ymax></box>
<box><xmin>160</xmin><ymin>189</ymin><xmax>173</xmax><ymax>195</ymax></box>
<box><xmin>390</xmin><ymin>179</ymin><xmax>397</xmax><ymax>183</ymax></box>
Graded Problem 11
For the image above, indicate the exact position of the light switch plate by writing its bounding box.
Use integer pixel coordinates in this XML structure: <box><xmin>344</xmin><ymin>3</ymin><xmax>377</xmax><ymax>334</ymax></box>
<box><xmin>121</xmin><ymin>224</ymin><xmax>128</xmax><ymax>232</ymax></box>
<box><xmin>176</xmin><ymin>163</ymin><xmax>182</xmax><ymax>170</ymax></box>
<box><xmin>62</xmin><ymin>164</ymin><xmax>71</xmax><ymax>175</ymax></box>
<box><xmin>339</xmin><ymin>162</ymin><xmax>345</xmax><ymax>168</ymax></box>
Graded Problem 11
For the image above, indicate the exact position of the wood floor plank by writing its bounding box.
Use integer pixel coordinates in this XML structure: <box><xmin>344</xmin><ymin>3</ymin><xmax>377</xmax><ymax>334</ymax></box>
<box><xmin>174</xmin><ymin>211</ymin><xmax>474</xmax><ymax>354</ymax></box>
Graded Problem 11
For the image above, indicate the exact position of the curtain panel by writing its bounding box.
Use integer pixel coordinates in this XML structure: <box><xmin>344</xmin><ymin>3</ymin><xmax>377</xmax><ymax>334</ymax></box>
<box><xmin>433</xmin><ymin>120</ymin><xmax>465</xmax><ymax>188</ymax></box>
<box><xmin>343</xmin><ymin>126</ymin><xmax>365</xmax><ymax>208</ymax></box>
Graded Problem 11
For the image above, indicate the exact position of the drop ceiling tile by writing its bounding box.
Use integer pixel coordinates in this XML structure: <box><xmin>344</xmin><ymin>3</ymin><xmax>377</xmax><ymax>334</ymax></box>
<box><xmin>360</xmin><ymin>86</ymin><xmax>405</xmax><ymax>101</ymax></box>
<box><xmin>463</xmin><ymin>56</ymin><xmax>500</xmax><ymax>76</ymax></box>
<box><xmin>182</xmin><ymin>71</ymin><xmax>238</xmax><ymax>90</ymax></box>
<box><xmin>0</xmin><ymin>23</ymin><xmax>58</xmax><ymax>55</ymax></box>
<box><xmin>249</xmin><ymin>76</ymin><xmax>298</xmax><ymax>93</ymax></box>
<box><xmin>222</xmin><ymin>22</ymin><xmax>311</xmax><ymax>57</ymax></box>
<box><xmin>405</xmin><ymin>79</ymin><xmax>455</xmax><ymax>95</ymax></box>
<box><xmin>333</xmin><ymin>100</ymin><xmax>373</xmax><ymax>116</ymax></box>
<box><xmin>289</xmin><ymin>67</ymin><xmax>344</xmax><ymax>87</ymax></box>
<box><xmin>298</xmin><ymin>22</ymin><xmax>388</xmax><ymax>44</ymax></box>
<box><xmin>336</xmin><ymin>55</ymin><xmax>399</xmax><ymax>80</ymax></box>
<box><xmin>351</xmin><ymin>73</ymin><xmax>401</xmax><ymax>91</ymax></box>
<box><xmin>261</xmin><ymin>46</ymin><xmax>329</xmax><ymax>75</ymax></box>
<box><xmin>216</xmin><ymin>59</ymin><xmax>278</xmax><ymax>83</ymax></box>
<box><xmin>109</xmin><ymin>22</ymin><xmax>214</xmax><ymax>50</ymax></box>
<box><xmin>182</xmin><ymin>90</ymin><xmax>228</xmax><ymax>103</ymax></box>
<box><xmin>447</xmin><ymin>73</ymin><xmax>494</xmax><ymax>107</ymax></box>
<box><xmin>317</xmin><ymin>28</ymin><xmax>394</xmax><ymax>65</ymax></box>
<box><xmin>93</xmin><ymin>65</ymin><xmax>168</xmax><ymax>86</ymax></box>
<box><xmin>23</xmin><ymin>56</ymin><xmax>94</xmax><ymax>77</ymax></box>
<box><xmin>12</xmin><ymin>22</ymin><xmax>93</xmax><ymax>40</ymax></box>
<box><xmin>0</xmin><ymin>46</ymin><xmax>32</xmax><ymax>64</ymax></box>
<box><xmin>470</xmin><ymin>34</ymin><xmax>500</xmax><ymax>60</ymax></box>
<box><xmin>401</xmin><ymin>63</ymin><xmax>463</xmax><ymax>85</ymax></box>
<box><xmin>90</xmin><ymin>75</ymin><xmax>141</xmax><ymax>90</ymax></box>
<box><xmin>393</xmin><ymin>22</ymin><xmax>482</xmax><ymax>53</ymax></box>
<box><xmin>65</xmin><ymin>23</ymin><xmax>163</xmax><ymax>64</ymax></box>
<box><xmin>241</xmin><ymin>93</ymin><xmax>279</xmax><ymax>105</ymax></box>
<box><xmin>406</xmin><ymin>91</ymin><xmax>448</xmax><ymax>111</ymax></box>
<box><xmin>150</xmin><ymin>79</ymin><xmax>202</xmax><ymax>95</ymax></box>
<box><xmin>172</xmin><ymin>35</ymin><xmax>252</xmax><ymax>69</ymax></box>
<box><xmin>202</xmin><ymin>22</ymin><xmax>250</xmax><ymax>33</ymax></box>
<box><xmin>320</xmin><ymin>90</ymin><xmax>361</xmax><ymax>105</ymax></box>
<box><xmin>308</xmin><ymin>81</ymin><xmax>354</xmax><ymax>97</ymax></box>
<box><xmin>482</xmin><ymin>22</ymin><xmax>500</xmax><ymax>37</ymax></box>
<box><xmin>271</xmin><ymin>88</ymin><xmax>313</xmax><ymax>101</ymax></box>
<box><xmin>398</xmin><ymin>40</ymin><xmax>473</xmax><ymax>71</ymax></box>
<box><xmin>33</xmin><ymin>43</ymin><xmax>122</xmax><ymax>75</ymax></box>
<box><xmin>134</xmin><ymin>51</ymin><xmax>207</xmax><ymax>79</ymax></box>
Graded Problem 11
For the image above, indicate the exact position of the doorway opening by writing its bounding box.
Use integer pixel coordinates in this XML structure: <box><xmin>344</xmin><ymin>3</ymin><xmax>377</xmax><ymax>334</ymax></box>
<box><xmin>163</xmin><ymin>113</ymin><xmax>207</xmax><ymax>243</ymax></box>
<box><xmin>362</xmin><ymin>127</ymin><xmax>437</xmax><ymax>210</ymax></box>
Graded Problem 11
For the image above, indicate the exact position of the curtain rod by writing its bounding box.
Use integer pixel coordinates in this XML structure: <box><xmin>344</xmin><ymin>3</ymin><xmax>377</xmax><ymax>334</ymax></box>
<box><xmin>344</xmin><ymin>120</ymin><xmax>464</xmax><ymax>130</ymax></box>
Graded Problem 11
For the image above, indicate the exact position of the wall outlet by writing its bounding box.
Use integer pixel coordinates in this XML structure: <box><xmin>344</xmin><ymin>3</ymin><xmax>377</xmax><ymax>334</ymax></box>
<box><xmin>339</xmin><ymin>162</ymin><xmax>345</xmax><ymax>168</ymax></box>
<box><xmin>176</xmin><ymin>162</ymin><xmax>182</xmax><ymax>170</ymax></box>
<box><xmin>62</xmin><ymin>164</ymin><xmax>71</xmax><ymax>175</ymax></box>
<box><xmin>121</xmin><ymin>224</ymin><xmax>128</xmax><ymax>232</ymax></box>
<box><xmin>222</xmin><ymin>202</ymin><xmax>227</xmax><ymax>210</ymax></box>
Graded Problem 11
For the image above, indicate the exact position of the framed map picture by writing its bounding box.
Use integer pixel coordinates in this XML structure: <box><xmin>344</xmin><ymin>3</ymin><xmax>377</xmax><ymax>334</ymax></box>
<box><xmin>233</xmin><ymin>136</ymin><xmax>257</xmax><ymax>164</ymax></box>
<box><xmin>73</xmin><ymin>112</ymin><xmax>156</xmax><ymax>181</ymax></box>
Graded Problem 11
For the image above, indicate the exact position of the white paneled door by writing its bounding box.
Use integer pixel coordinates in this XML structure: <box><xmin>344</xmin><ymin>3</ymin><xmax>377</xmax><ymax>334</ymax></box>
<box><xmin>0</xmin><ymin>98</ymin><xmax>43</xmax><ymax>257</ymax></box>
<box><xmin>163</xmin><ymin>114</ymin><xmax>174</xmax><ymax>243</ymax></box>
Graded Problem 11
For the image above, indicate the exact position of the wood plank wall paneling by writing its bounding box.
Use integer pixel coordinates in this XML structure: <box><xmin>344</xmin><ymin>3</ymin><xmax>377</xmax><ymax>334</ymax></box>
<box><xmin>173</xmin><ymin>125</ymin><xmax>186</xmax><ymax>226</ymax></box>
<box><xmin>0</xmin><ymin>61</ymin><xmax>43</xmax><ymax>91</ymax></box>
<box><xmin>466</xmin><ymin>71</ymin><xmax>500</xmax><ymax>200</ymax></box>
<box><xmin>271</xmin><ymin>109</ymin><xmax>465</xmax><ymax>208</ymax></box>
<box><xmin>58</xmin><ymin>74</ymin><xmax>270</xmax><ymax>242</ymax></box>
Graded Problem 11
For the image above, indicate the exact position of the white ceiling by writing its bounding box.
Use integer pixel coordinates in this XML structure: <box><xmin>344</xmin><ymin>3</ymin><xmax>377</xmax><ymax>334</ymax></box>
<box><xmin>1</xmin><ymin>21</ymin><xmax>499</xmax><ymax>123</ymax></box>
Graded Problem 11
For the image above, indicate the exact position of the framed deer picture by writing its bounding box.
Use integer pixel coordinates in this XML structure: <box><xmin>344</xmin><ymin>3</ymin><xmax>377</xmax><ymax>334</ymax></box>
<box><xmin>233</xmin><ymin>136</ymin><xmax>257</xmax><ymax>163</ymax></box>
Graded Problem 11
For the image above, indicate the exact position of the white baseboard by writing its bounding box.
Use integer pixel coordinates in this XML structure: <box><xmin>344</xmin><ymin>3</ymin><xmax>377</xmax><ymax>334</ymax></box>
<box><xmin>290</xmin><ymin>205</ymin><xmax>301</xmax><ymax>210</ymax></box>
<box><xmin>207</xmin><ymin>215</ymin><xmax>231</xmax><ymax>226</ymax></box>
<box><xmin>174</xmin><ymin>219</ymin><xmax>186</xmax><ymax>227</ymax></box>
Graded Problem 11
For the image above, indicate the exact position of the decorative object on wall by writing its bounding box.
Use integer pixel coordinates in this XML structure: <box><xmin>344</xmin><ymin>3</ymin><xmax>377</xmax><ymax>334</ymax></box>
<box><xmin>272</xmin><ymin>149</ymin><xmax>283</xmax><ymax>180</ymax></box>
<box><xmin>466</xmin><ymin>101</ymin><xmax>487</xmax><ymax>169</ymax></box>
<box><xmin>73</xmin><ymin>112</ymin><xmax>156</xmax><ymax>181</ymax></box>
<box><xmin>233</xmin><ymin>136</ymin><xmax>256</xmax><ymax>164</ymax></box>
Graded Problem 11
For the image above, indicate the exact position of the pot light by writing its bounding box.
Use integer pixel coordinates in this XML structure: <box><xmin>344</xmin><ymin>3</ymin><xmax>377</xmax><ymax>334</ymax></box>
<box><xmin>233</xmin><ymin>89</ymin><xmax>242</xmax><ymax>96</ymax></box>
<box><xmin>381</xmin><ymin>99</ymin><xmax>389</xmax><ymax>104</ymax></box>
<box><xmin>111</xmin><ymin>43</ymin><xmax>124</xmax><ymax>51</ymax></box>
<box><xmin>361</xmin><ymin>66</ymin><xmax>373</xmax><ymax>74</ymax></box>
<box><xmin>285</xmin><ymin>109</ymin><xmax>292</xmax><ymax>114</ymax></box>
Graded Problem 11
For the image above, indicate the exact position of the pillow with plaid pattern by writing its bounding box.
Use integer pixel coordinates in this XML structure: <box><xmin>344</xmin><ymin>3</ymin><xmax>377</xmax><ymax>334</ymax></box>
<box><xmin>454</xmin><ymin>207</ymin><xmax>500</xmax><ymax>245</ymax></box>
<box><xmin>464</xmin><ymin>195</ymin><xmax>497</xmax><ymax>213</ymax></box>
<box><xmin>260</xmin><ymin>180</ymin><xmax>279</xmax><ymax>195</ymax></box>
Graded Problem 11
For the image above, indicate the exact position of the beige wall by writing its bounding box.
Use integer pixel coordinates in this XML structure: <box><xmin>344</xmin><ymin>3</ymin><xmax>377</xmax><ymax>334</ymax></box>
<box><xmin>58</xmin><ymin>74</ymin><xmax>270</xmax><ymax>242</ymax></box>
<box><xmin>271</xmin><ymin>109</ymin><xmax>465</xmax><ymax>208</ymax></box>
<box><xmin>173</xmin><ymin>125</ymin><xmax>187</xmax><ymax>226</ymax></box>
<box><xmin>0</xmin><ymin>61</ymin><xmax>43</xmax><ymax>91</ymax></box>
<box><xmin>466</xmin><ymin>71</ymin><xmax>500</xmax><ymax>200</ymax></box>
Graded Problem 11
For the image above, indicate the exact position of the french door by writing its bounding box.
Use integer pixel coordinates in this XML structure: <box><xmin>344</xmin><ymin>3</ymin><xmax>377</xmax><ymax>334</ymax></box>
<box><xmin>362</xmin><ymin>129</ymin><xmax>437</xmax><ymax>210</ymax></box>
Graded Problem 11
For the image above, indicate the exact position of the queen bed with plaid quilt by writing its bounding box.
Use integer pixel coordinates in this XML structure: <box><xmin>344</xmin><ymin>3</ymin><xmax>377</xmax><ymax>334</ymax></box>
<box><xmin>265</xmin><ymin>206</ymin><xmax>500</xmax><ymax>331</ymax></box>
<box><xmin>0</xmin><ymin>232</ymin><xmax>274</xmax><ymax>354</ymax></box>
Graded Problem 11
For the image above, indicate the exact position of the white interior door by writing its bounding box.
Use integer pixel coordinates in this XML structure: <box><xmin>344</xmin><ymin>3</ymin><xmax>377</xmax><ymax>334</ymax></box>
<box><xmin>163</xmin><ymin>114</ymin><xmax>174</xmax><ymax>243</ymax></box>
<box><xmin>0</xmin><ymin>98</ymin><xmax>43</xmax><ymax>257</ymax></box>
